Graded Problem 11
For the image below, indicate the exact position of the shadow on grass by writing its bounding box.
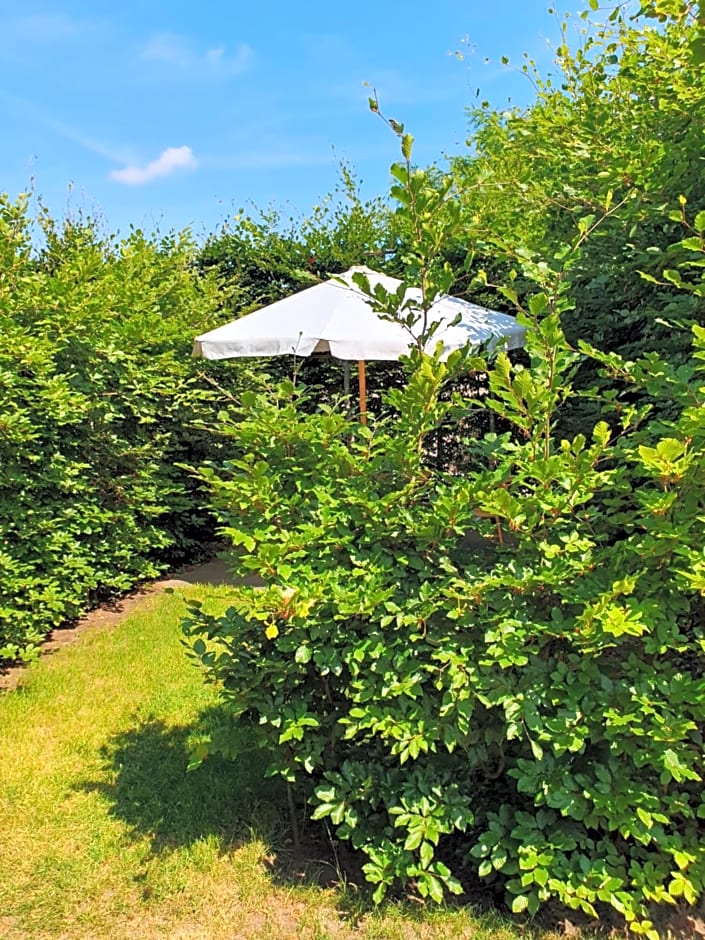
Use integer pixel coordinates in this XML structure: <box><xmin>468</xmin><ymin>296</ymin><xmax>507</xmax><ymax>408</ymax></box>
<box><xmin>79</xmin><ymin>705</ymin><xmax>378</xmax><ymax>902</ymax></box>
<box><xmin>76</xmin><ymin>711</ymin><xmax>585</xmax><ymax>934</ymax></box>
<box><xmin>79</xmin><ymin>707</ymin><xmax>284</xmax><ymax>855</ymax></box>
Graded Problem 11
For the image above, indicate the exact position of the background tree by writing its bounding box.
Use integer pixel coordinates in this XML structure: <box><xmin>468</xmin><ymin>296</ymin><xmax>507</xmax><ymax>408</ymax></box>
<box><xmin>451</xmin><ymin>0</ymin><xmax>705</xmax><ymax>378</ymax></box>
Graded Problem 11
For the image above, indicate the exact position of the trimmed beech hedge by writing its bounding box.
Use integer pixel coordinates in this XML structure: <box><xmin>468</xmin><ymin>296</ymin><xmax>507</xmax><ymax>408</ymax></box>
<box><xmin>0</xmin><ymin>196</ymin><xmax>249</xmax><ymax>663</ymax></box>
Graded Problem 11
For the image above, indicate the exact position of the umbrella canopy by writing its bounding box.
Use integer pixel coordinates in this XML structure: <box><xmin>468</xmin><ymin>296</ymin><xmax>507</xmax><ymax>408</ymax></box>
<box><xmin>193</xmin><ymin>266</ymin><xmax>525</xmax><ymax>362</ymax></box>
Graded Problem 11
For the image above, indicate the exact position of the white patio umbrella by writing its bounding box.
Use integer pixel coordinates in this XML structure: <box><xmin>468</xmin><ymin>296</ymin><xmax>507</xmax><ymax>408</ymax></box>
<box><xmin>194</xmin><ymin>266</ymin><xmax>525</xmax><ymax>422</ymax></box>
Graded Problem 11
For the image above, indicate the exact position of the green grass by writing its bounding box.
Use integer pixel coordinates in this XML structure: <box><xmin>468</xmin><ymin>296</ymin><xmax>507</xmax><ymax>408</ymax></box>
<box><xmin>0</xmin><ymin>585</ymin><xmax>564</xmax><ymax>940</ymax></box>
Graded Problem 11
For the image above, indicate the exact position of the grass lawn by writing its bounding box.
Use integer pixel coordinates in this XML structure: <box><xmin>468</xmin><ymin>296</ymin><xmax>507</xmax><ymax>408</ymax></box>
<box><xmin>0</xmin><ymin>583</ymin><xmax>566</xmax><ymax>940</ymax></box>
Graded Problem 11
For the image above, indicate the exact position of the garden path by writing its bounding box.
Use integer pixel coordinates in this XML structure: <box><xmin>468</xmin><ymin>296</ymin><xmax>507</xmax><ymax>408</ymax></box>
<box><xmin>0</xmin><ymin>556</ymin><xmax>256</xmax><ymax>692</ymax></box>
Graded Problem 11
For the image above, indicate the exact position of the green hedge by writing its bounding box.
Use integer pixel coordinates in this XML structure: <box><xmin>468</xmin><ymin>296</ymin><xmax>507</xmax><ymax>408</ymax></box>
<box><xmin>0</xmin><ymin>195</ymin><xmax>247</xmax><ymax>663</ymax></box>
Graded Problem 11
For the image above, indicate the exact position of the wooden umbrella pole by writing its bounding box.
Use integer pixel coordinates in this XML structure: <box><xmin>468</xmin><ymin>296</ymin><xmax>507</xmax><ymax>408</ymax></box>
<box><xmin>357</xmin><ymin>360</ymin><xmax>367</xmax><ymax>425</ymax></box>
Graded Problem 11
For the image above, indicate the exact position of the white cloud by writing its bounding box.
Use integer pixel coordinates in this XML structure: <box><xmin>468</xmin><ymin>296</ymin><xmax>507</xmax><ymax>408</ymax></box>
<box><xmin>142</xmin><ymin>33</ymin><xmax>253</xmax><ymax>76</ymax></box>
<box><xmin>110</xmin><ymin>146</ymin><xmax>198</xmax><ymax>185</ymax></box>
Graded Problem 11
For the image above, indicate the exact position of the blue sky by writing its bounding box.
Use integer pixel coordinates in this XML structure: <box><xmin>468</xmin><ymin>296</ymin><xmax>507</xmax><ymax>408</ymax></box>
<box><xmin>0</xmin><ymin>1</ymin><xmax>588</xmax><ymax>240</ymax></box>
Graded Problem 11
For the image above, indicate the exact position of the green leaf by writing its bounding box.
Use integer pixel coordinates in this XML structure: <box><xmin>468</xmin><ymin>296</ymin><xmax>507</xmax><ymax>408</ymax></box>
<box><xmin>636</xmin><ymin>807</ymin><xmax>652</xmax><ymax>828</ymax></box>
<box><xmin>511</xmin><ymin>894</ymin><xmax>530</xmax><ymax>914</ymax></box>
<box><xmin>419</xmin><ymin>840</ymin><xmax>434</xmax><ymax>869</ymax></box>
<box><xmin>426</xmin><ymin>873</ymin><xmax>444</xmax><ymax>904</ymax></box>
<box><xmin>528</xmin><ymin>293</ymin><xmax>549</xmax><ymax>316</ymax></box>
<box><xmin>311</xmin><ymin>803</ymin><xmax>334</xmax><ymax>821</ymax></box>
<box><xmin>372</xmin><ymin>882</ymin><xmax>387</xmax><ymax>904</ymax></box>
<box><xmin>690</xmin><ymin>36</ymin><xmax>705</xmax><ymax>64</ymax></box>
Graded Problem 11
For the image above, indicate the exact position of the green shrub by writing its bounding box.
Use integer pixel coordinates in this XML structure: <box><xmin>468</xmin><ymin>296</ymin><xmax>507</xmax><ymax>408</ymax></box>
<box><xmin>184</xmin><ymin>280</ymin><xmax>705</xmax><ymax>933</ymax></box>
<box><xmin>448</xmin><ymin>1</ymin><xmax>705</xmax><ymax>447</ymax></box>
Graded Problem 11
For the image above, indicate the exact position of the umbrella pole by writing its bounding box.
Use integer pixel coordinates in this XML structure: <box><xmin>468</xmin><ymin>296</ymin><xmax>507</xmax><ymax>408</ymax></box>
<box><xmin>357</xmin><ymin>360</ymin><xmax>367</xmax><ymax>425</ymax></box>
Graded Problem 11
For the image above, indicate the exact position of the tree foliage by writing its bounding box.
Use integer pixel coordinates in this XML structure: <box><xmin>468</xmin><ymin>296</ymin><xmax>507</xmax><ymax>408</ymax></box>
<box><xmin>452</xmin><ymin>0</ymin><xmax>705</xmax><ymax>371</ymax></box>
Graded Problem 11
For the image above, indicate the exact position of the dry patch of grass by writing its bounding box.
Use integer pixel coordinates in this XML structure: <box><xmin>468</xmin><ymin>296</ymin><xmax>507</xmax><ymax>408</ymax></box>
<box><xmin>0</xmin><ymin>585</ymin><xmax>563</xmax><ymax>940</ymax></box>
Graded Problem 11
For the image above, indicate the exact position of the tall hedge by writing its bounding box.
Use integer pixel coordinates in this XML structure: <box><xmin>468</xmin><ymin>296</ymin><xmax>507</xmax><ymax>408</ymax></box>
<box><xmin>0</xmin><ymin>195</ymin><xmax>248</xmax><ymax>663</ymax></box>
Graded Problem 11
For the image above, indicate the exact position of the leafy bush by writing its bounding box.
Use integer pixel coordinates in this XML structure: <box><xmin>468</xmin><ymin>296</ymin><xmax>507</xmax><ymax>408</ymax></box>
<box><xmin>184</xmin><ymin>255</ymin><xmax>705</xmax><ymax>934</ymax></box>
